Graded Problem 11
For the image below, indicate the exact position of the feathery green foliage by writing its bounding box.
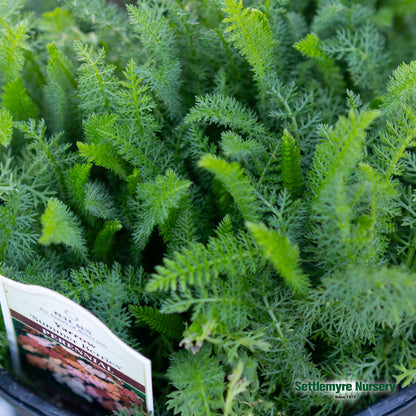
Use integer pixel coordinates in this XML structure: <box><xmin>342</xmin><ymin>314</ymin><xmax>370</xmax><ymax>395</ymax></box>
<box><xmin>222</xmin><ymin>0</ymin><xmax>276</xmax><ymax>83</ymax></box>
<box><xmin>294</xmin><ymin>32</ymin><xmax>330</xmax><ymax>63</ymax></box>
<box><xmin>77</xmin><ymin>142</ymin><xmax>129</xmax><ymax>179</ymax></box>
<box><xmin>127</xmin><ymin>3</ymin><xmax>182</xmax><ymax>119</ymax></box>
<box><xmin>92</xmin><ymin>220</ymin><xmax>122</xmax><ymax>261</ymax></box>
<box><xmin>374</xmin><ymin>61</ymin><xmax>416</xmax><ymax>180</ymax></box>
<box><xmin>132</xmin><ymin>169</ymin><xmax>191</xmax><ymax>250</ymax></box>
<box><xmin>308</xmin><ymin>104</ymin><xmax>379</xmax><ymax>199</ymax></box>
<box><xmin>307</xmin><ymin>102</ymin><xmax>381</xmax><ymax>270</ymax></box>
<box><xmin>167</xmin><ymin>345</ymin><xmax>225</xmax><ymax>416</ymax></box>
<box><xmin>0</xmin><ymin>186</ymin><xmax>38</xmax><ymax>268</ymax></box>
<box><xmin>1</xmin><ymin>77</ymin><xmax>37</xmax><ymax>120</ymax></box>
<box><xmin>62</xmin><ymin>263</ymin><xmax>133</xmax><ymax>343</ymax></box>
<box><xmin>45</xmin><ymin>42</ymin><xmax>77</xmax><ymax>134</ymax></box>
<box><xmin>66</xmin><ymin>163</ymin><xmax>92</xmax><ymax>210</ymax></box>
<box><xmin>75</xmin><ymin>42</ymin><xmax>118</xmax><ymax>114</ymax></box>
<box><xmin>246</xmin><ymin>221</ymin><xmax>308</xmax><ymax>295</ymax></box>
<box><xmin>198</xmin><ymin>154</ymin><xmax>259</xmax><ymax>221</ymax></box>
<box><xmin>313</xmin><ymin>265</ymin><xmax>416</xmax><ymax>342</ymax></box>
<box><xmin>0</xmin><ymin>108</ymin><xmax>13</xmax><ymax>146</ymax></box>
<box><xmin>184</xmin><ymin>94</ymin><xmax>271</xmax><ymax>146</ymax></box>
<box><xmin>280</xmin><ymin>128</ymin><xmax>303</xmax><ymax>198</ymax></box>
<box><xmin>2</xmin><ymin>1</ymin><xmax>416</xmax><ymax>415</ymax></box>
<box><xmin>130</xmin><ymin>305</ymin><xmax>184</xmax><ymax>342</ymax></box>
<box><xmin>39</xmin><ymin>198</ymin><xmax>87</xmax><ymax>258</ymax></box>
<box><xmin>0</xmin><ymin>18</ymin><xmax>28</xmax><ymax>85</ymax></box>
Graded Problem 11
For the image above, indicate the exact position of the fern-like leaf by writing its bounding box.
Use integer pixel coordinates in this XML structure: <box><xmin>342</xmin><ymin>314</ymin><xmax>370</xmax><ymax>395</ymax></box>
<box><xmin>185</xmin><ymin>94</ymin><xmax>272</xmax><ymax>146</ymax></box>
<box><xmin>281</xmin><ymin>129</ymin><xmax>303</xmax><ymax>198</ymax></box>
<box><xmin>130</xmin><ymin>305</ymin><xmax>184</xmax><ymax>341</ymax></box>
<box><xmin>45</xmin><ymin>42</ymin><xmax>77</xmax><ymax>134</ymax></box>
<box><xmin>246</xmin><ymin>221</ymin><xmax>309</xmax><ymax>295</ymax></box>
<box><xmin>77</xmin><ymin>142</ymin><xmax>129</xmax><ymax>179</ymax></box>
<box><xmin>198</xmin><ymin>154</ymin><xmax>260</xmax><ymax>221</ymax></box>
<box><xmin>379</xmin><ymin>60</ymin><xmax>416</xmax><ymax>114</ymax></box>
<box><xmin>394</xmin><ymin>364</ymin><xmax>416</xmax><ymax>388</ymax></box>
<box><xmin>222</xmin><ymin>0</ymin><xmax>276</xmax><ymax>82</ymax></box>
<box><xmin>322</xmin><ymin>24</ymin><xmax>388</xmax><ymax>92</ymax></box>
<box><xmin>374</xmin><ymin>61</ymin><xmax>416</xmax><ymax>180</ymax></box>
<box><xmin>127</xmin><ymin>3</ymin><xmax>177</xmax><ymax>64</ymax></box>
<box><xmin>294</xmin><ymin>33</ymin><xmax>330</xmax><ymax>63</ymax></box>
<box><xmin>0</xmin><ymin>107</ymin><xmax>13</xmax><ymax>146</ymax></box>
<box><xmin>147</xmin><ymin>228</ymin><xmax>260</xmax><ymax>294</ymax></box>
<box><xmin>83</xmin><ymin>182</ymin><xmax>120</xmax><ymax>221</ymax></box>
<box><xmin>39</xmin><ymin>198</ymin><xmax>87</xmax><ymax>258</ymax></box>
<box><xmin>127</xmin><ymin>3</ymin><xmax>182</xmax><ymax>119</ymax></box>
<box><xmin>220</xmin><ymin>130</ymin><xmax>265</xmax><ymax>162</ymax></box>
<box><xmin>307</xmin><ymin>103</ymin><xmax>380</xmax><ymax>270</ymax></box>
<box><xmin>132</xmin><ymin>169</ymin><xmax>191</xmax><ymax>250</ymax></box>
<box><xmin>0</xmin><ymin>185</ymin><xmax>38</xmax><ymax>268</ymax></box>
<box><xmin>314</xmin><ymin>265</ymin><xmax>416</xmax><ymax>342</ymax></box>
<box><xmin>65</xmin><ymin>263</ymin><xmax>133</xmax><ymax>343</ymax></box>
<box><xmin>147</xmin><ymin>242</ymin><xmax>213</xmax><ymax>292</ymax></box>
<box><xmin>308</xmin><ymin>106</ymin><xmax>379</xmax><ymax>199</ymax></box>
<box><xmin>1</xmin><ymin>77</ymin><xmax>37</xmax><ymax>120</ymax></box>
<box><xmin>74</xmin><ymin>42</ymin><xmax>118</xmax><ymax>114</ymax></box>
<box><xmin>66</xmin><ymin>163</ymin><xmax>92</xmax><ymax>211</ymax></box>
<box><xmin>0</xmin><ymin>17</ymin><xmax>28</xmax><ymax>85</ymax></box>
<box><xmin>92</xmin><ymin>220</ymin><xmax>122</xmax><ymax>261</ymax></box>
<box><xmin>167</xmin><ymin>345</ymin><xmax>225</xmax><ymax>416</ymax></box>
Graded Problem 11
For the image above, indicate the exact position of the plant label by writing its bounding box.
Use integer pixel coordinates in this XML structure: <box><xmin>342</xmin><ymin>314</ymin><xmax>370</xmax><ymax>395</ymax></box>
<box><xmin>0</xmin><ymin>274</ymin><xmax>153</xmax><ymax>415</ymax></box>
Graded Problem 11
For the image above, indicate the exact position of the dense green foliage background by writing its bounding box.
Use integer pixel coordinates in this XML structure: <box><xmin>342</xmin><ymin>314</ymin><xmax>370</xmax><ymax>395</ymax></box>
<box><xmin>2</xmin><ymin>0</ymin><xmax>416</xmax><ymax>414</ymax></box>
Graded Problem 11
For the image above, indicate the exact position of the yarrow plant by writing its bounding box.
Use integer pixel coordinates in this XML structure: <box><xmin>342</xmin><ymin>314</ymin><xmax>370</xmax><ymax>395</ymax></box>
<box><xmin>1</xmin><ymin>0</ymin><xmax>416</xmax><ymax>415</ymax></box>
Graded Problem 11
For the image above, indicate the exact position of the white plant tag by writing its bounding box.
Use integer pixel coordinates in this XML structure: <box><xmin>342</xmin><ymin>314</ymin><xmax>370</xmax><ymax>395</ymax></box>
<box><xmin>0</xmin><ymin>274</ymin><xmax>153</xmax><ymax>415</ymax></box>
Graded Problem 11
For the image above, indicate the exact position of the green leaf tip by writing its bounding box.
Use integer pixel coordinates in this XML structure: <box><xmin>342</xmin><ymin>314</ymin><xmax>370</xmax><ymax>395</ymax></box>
<box><xmin>246</xmin><ymin>221</ymin><xmax>309</xmax><ymax>295</ymax></box>
<box><xmin>0</xmin><ymin>108</ymin><xmax>13</xmax><ymax>146</ymax></box>
<box><xmin>39</xmin><ymin>198</ymin><xmax>87</xmax><ymax>257</ymax></box>
<box><xmin>281</xmin><ymin>129</ymin><xmax>303</xmax><ymax>198</ymax></box>
<box><xmin>198</xmin><ymin>154</ymin><xmax>259</xmax><ymax>221</ymax></box>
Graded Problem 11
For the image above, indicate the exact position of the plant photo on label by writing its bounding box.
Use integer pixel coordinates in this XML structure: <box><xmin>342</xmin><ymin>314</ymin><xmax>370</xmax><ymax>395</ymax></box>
<box><xmin>1</xmin><ymin>0</ymin><xmax>416</xmax><ymax>415</ymax></box>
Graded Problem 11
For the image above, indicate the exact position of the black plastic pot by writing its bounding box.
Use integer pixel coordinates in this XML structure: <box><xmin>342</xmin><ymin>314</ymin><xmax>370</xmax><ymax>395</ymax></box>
<box><xmin>353</xmin><ymin>383</ymin><xmax>416</xmax><ymax>416</ymax></box>
<box><xmin>1</xmin><ymin>368</ymin><xmax>416</xmax><ymax>416</ymax></box>
<box><xmin>0</xmin><ymin>369</ymin><xmax>76</xmax><ymax>416</ymax></box>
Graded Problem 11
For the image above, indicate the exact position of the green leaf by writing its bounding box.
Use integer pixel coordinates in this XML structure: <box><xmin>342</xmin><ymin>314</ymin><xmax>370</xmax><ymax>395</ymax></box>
<box><xmin>167</xmin><ymin>345</ymin><xmax>225</xmax><ymax>416</ymax></box>
<box><xmin>308</xmin><ymin>107</ymin><xmax>379</xmax><ymax>199</ymax></box>
<box><xmin>394</xmin><ymin>364</ymin><xmax>416</xmax><ymax>388</ymax></box>
<box><xmin>77</xmin><ymin>141</ymin><xmax>129</xmax><ymax>179</ymax></box>
<box><xmin>198</xmin><ymin>154</ymin><xmax>260</xmax><ymax>221</ymax></box>
<box><xmin>132</xmin><ymin>169</ymin><xmax>191</xmax><ymax>250</ymax></box>
<box><xmin>185</xmin><ymin>94</ymin><xmax>271</xmax><ymax>145</ymax></box>
<box><xmin>0</xmin><ymin>108</ymin><xmax>13</xmax><ymax>146</ymax></box>
<box><xmin>147</xmin><ymin>242</ymin><xmax>213</xmax><ymax>292</ymax></box>
<box><xmin>222</xmin><ymin>0</ymin><xmax>276</xmax><ymax>82</ymax></box>
<box><xmin>246</xmin><ymin>221</ymin><xmax>309</xmax><ymax>295</ymax></box>
<box><xmin>1</xmin><ymin>77</ymin><xmax>37</xmax><ymax>120</ymax></box>
<box><xmin>38</xmin><ymin>8</ymin><xmax>76</xmax><ymax>34</ymax></box>
<box><xmin>66</xmin><ymin>163</ymin><xmax>92</xmax><ymax>210</ymax></box>
<box><xmin>39</xmin><ymin>198</ymin><xmax>87</xmax><ymax>257</ymax></box>
<box><xmin>0</xmin><ymin>18</ymin><xmax>28</xmax><ymax>85</ymax></box>
<box><xmin>294</xmin><ymin>33</ymin><xmax>330</xmax><ymax>63</ymax></box>
<box><xmin>83</xmin><ymin>182</ymin><xmax>119</xmax><ymax>220</ymax></box>
<box><xmin>130</xmin><ymin>305</ymin><xmax>184</xmax><ymax>341</ymax></box>
<box><xmin>127</xmin><ymin>3</ymin><xmax>177</xmax><ymax>63</ymax></box>
<box><xmin>220</xmin><ymin>130</ymin><xmax>265</xmax><ymax>161</ymax></box>
<box><xmin>281</xmin><ymin>129</ymin><xmax>303</xmax><ymax>198</ymax></box>
<box><xmin>374</xmin><ymin>61</ymin><xmax>416</xmax><ymax>180</ymax></box>
<box><xmin>92</xmin><ymin>220</ymin><xmax>122</xmax><ymax>261</ymax></box>
<box><xmin>147</xmin><ymin>227</ymin><xmax>259</xmax><ymax>294</ymax></box>
<box><xmin>383</xmin><ymin>60</ymin><xmax>416</xmax><ymax>114</ymax></box>
<box><xmin>74</xmin><ymin>42</ymin><xmax>118</xmax><ymax>114</ymax></box>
